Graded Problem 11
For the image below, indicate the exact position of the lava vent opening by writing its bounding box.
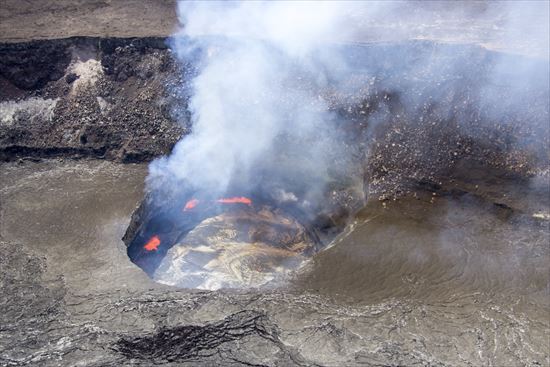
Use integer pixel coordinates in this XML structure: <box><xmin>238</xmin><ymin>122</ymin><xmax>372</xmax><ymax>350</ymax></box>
<box><xmin>123</xmin><ymin>189</ymin><xmax>347</xmax><ymax>290</ymax></box>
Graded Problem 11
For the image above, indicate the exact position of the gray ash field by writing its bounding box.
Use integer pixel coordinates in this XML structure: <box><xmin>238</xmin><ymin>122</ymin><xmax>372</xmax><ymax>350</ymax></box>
<box><xmin>1</xmin><ymin>159</ymin><xmax>547</xmax><ymax>366</ymax></box>
<box><xmin>0</xmin><ymin>1</ymin><xmax>549</xmax><ymax>366</ymax></box>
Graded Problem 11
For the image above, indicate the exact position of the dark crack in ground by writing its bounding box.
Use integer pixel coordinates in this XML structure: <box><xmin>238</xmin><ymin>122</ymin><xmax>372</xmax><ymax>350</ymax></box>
<box><xmin>114</xmin><ymin>310</ymin><xmax>304</xmax><ymax>365</ymax></box>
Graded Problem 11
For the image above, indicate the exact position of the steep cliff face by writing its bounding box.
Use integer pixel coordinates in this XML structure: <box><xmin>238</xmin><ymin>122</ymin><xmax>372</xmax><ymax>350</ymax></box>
<box><xmin>2</xmin><ymin>38</ymin><xmax>547</xmax><ymax>185</ymax></box>
<box><xmin>0</xmin><ymin>37</ymin><xmax>187</xmax><ymax>162</ymax></box>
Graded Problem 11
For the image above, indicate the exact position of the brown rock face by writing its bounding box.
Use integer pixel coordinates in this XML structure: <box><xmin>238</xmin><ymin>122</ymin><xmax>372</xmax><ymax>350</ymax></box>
<box><xmin>0</xmin><ymin>37</ymin><xmax>188</xmax><ymax>162</ymax></box>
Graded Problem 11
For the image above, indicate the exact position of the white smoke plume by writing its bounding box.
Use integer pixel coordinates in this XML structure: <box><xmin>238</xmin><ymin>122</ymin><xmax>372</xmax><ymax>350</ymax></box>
<box><xmin>148</xmin><ymin>1</ymin><xmax>363</xmax><ymax>199</ymax></box>
<box><xmin>147</xmin><ymin>1</ymin><xmax>549</xmax><ymax>201</ymax></box>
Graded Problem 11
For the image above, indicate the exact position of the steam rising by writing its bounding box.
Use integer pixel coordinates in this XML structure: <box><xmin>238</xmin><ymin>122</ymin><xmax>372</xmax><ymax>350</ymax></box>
<box><xmin>148</xmin><ymin>1</ymin><xmax>549</xmax><ymax>201</ymax></box>
<box><xmin>147</xmin><ymin>1</ymin><xmax>358</xmax><ymax>200</ymax></box>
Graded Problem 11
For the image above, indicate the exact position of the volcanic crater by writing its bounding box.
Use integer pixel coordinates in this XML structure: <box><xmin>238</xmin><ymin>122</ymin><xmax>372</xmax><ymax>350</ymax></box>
<box><xmin>1</xmin><ymin>2</ymin><xmax>549</xmax><ymax>366</ymax></box>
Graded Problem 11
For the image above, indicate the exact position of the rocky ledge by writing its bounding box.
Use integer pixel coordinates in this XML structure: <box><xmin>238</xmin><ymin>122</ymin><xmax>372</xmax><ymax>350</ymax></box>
<box><xmin>1</xmin><ymin>37</ymin><xmax>547</xmax><ymax>193</ymax></box>
<box><xmin>0</xmin><ymin>37</ymin><xmax>187</xmax><ymax>162</ymax></box>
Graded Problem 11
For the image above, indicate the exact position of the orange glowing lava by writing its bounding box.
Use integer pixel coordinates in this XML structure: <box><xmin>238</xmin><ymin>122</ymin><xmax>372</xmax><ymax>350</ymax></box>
<box><xmin>183</xmin><ymin>198</ymin><xmax>200</xmax><ymax>211</ymax></box>
<box><xmin>217</xmin><ymin>196</ymin><xmax>252</xmax><ymax>206</ymax></box>
<box><xmin>144</xmin><ymin>235</ymin><xmax>161</xmax><ymax>251</ymax></box>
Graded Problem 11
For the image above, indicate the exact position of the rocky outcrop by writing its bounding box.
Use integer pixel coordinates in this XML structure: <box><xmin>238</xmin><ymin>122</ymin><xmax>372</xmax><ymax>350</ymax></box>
<box><xmin>2</xmin><ymin>38</ymin><xmax>548</xmax><ymax>179</ymax></box>
<box><xmin>0</xmin><ymin>37</ymin><xmax>187</xmax><ymax>162</ymax></box>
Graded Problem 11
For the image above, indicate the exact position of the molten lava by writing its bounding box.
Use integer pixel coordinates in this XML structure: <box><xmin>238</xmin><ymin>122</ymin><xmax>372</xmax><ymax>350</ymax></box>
<box><xmin>182</xmin><ymin>197</ymin><xmax>252</xmax><ymax>213</ymax></box>
<box><xmin>144</xmin><ymin>235</ymin><xmax>161</xmax><ymax>251</ymax></box>
<box><xmin>183</xmin><ymin>199</ymin><xmax>200</xmax><ymax>211</ymax></box>
<box><xmin>217</xmin><ymin>196</ymin><xmax>252</xmax><ymax>206</ymax></box>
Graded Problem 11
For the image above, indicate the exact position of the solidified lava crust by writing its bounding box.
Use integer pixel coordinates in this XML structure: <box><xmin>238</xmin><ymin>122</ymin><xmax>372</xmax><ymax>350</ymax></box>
<box><xmin>114</xmin><ymin>311</ymin><xmax>284</xmax><ymax>363</ymax></box>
